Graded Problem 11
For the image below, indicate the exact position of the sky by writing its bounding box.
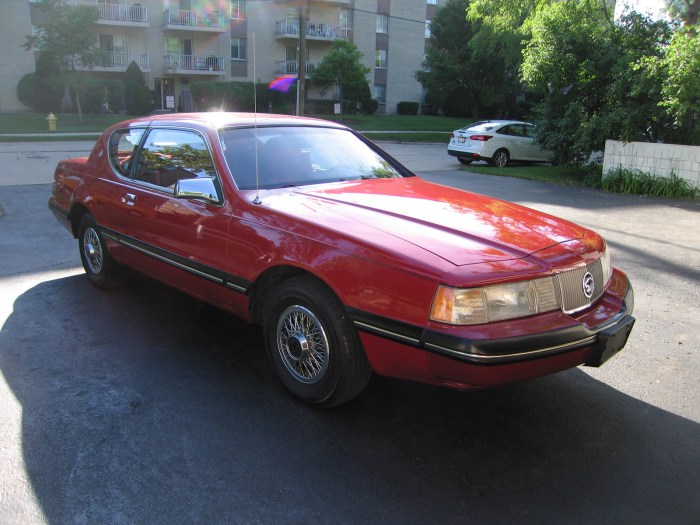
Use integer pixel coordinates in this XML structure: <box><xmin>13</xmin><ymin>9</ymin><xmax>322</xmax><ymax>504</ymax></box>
<box><xmin>614</xmin><ymin>0</ymin><xmax>669</xmax><ymax>20</ymax></box>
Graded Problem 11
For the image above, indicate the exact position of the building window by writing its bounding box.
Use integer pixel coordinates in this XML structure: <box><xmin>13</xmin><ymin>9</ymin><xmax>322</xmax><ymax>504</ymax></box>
<box><xmin>425</xmin><ymin>20</ymin><xmax>432</xmax><ymax>38</ymax></box>
<box><xmin>374</xmin><ymin>84</ymin><xmax>386</xmax><ymax>104</ymax></box>
<box><xmin>427</xmin><ymin>0</ymin><xmax>437</xmax><ymax>4</ymax></box>
<box><xmin>231</xmin><ymin>0</ymin><xmax>246</xmax><ymax>20</ymax></box>
<box><xmin>376</xmin><ymin>14</ymin><xmax>388</xmax><ymax>34</ymax></box>
<box><xmin>340</xmin><ymin>8</ymin><xmax>353</xmax><ymax>30</ymax></box>
<box><xmin>231</xmin><ymin>38</ymin><xmax>247</xmax><ymax>60</ymax></box>
<box><xmin>375</xmin><ymin>49</ymin><xmax>387</xmax><ymax>69</ymax></box>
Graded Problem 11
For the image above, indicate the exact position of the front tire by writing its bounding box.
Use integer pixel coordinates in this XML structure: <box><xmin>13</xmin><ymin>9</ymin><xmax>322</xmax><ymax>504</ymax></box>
<box><xmin>78</xmin><ymin>213</ymin><xmax>126</xmax><ymax>288</ymax></box>
<box><xmin>264</xmin><ymin>276</ymin><xmax>371</xmax><ymax>408</ymax></box>
<box><xmin>491</xmin><ymin>149</ymin><xmax>510</xmax><ymax>168</ymax></box>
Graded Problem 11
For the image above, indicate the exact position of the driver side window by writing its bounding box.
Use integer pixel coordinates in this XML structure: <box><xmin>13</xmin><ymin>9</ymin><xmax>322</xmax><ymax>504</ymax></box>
<box><xmin>134</xmin><ymin>129</ymin><xmax>217</xmax><ymax>190</ymax></box>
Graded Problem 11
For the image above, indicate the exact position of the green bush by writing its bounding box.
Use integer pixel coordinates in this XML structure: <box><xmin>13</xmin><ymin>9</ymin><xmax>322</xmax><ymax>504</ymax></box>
<box><xmin>306</xmin><ymin>99</ymin><xmax>336</xmax><ymax>114</ymax></box>
<box><xmin>83</xmin><ymin>79</ymin><xmax>125</xmax><ymax>113</ymax></box>
<box><xmin>397</xmin><ymin>101</ymin><xmax>419</xmax><ymax>115</ymax></box>
<box><xmin>17</xmin><ymin>73</ymin><xmax>38</xmax><ymax>110</ymax></box>
<box><xmin>586</xmin><ymin>167</ymin><xmax>699</xmax><ymax>198</ymax></box>
<box><xmin>364</xmin><ymin>98</ymin><xmax>379</xmax><ymax>115</ymax></box>
<box><xmin>190</xmin><ymin>81</ymin><xmax>295</xmax><ymax>113</ymax></box>
<box><xmin>16</xmin><ymin>56</ymin><xmax>65</xmax><ymax>112</ymax></box>
<box><xmin>34</xmin><ymin>52</ymin><xmax>65</xmax><ymax>112</ymax></box>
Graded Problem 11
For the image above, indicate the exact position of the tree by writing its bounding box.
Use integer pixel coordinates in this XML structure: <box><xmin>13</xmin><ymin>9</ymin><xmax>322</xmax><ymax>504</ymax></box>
<box><xmin>34</xmin><ymin>51</ymin><xmax>65</xmax><ymax>112</ymax></box>
<box><xmin>417</xmin><ymin>0</ymin><xmax>519</xmax><ymax>118</ymax></box>
<box><xmin>520</xmin><ymin>1</ymin><xmax>683</xmax><ymax>163</ymax></box>
<box><xmin>665</xmin><ymin>0</ymin><xmax>700</xmax><ymax>25</ymax></box>
<box><xmin>23</xmin><ymin>0</ymin><xmax>101</xmax><ymax>121</ymax></box>
<box><xmin>660</xmin><ymin>27</ymin><xmax>700</xmax><ymax>143</ymax></box>
<box><xmin>124</xmin><ymin>61</ymin><xmax>153</xmax><ymax>115</ymax></box>
<box><xmin>310</xmin><ymin>40</ymin><xmax>371</xmax><ymax>112</ymax></box>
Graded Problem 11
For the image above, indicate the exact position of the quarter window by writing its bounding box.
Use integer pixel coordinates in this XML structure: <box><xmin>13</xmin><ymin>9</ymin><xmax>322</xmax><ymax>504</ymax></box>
<box><xmin>133</xmin><ymin>129</ymin><xmax>217</xmax><ymax>190</ymax></box>
<box><xmin>108</xmin><ymin>127</ymin><xmax>146</xmax><ymax>177</ymax></box>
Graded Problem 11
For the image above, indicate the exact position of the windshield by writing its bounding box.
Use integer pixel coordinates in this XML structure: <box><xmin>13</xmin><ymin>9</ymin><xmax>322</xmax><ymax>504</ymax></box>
<box><xmin>219</xmin><ymin>126</ymin><xmax>406</xmax><ymax>190</ymax></box>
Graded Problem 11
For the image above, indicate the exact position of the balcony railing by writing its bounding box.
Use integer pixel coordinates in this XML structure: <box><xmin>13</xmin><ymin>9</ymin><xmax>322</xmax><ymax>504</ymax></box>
<box><xmin>99</xmin><ymin>51</ymin><xmax>149</xmax><ymax>69</ymax></box>
<box><xmin>275</xmin><ymin>20</ymin><xmax>347</xmax><ymax>40</ymax></box>
<box><xmin>72</xmin><ymin>1</ymin><xmax>148</xmax><ymax>23</ymax></box>
<box><xmin>166</xmin><ymin>9</ymin><xmax>226</xmax><ymax>30</ymax></box>
<box><xmin>275</xmin><ymin>60</ymin><xmax>317</xmax><ymax>76</ymax></box>
<box><xmin>164</xmin><ymin>54</ymin><xmax>224</xmax><ymax>72</ymax></box>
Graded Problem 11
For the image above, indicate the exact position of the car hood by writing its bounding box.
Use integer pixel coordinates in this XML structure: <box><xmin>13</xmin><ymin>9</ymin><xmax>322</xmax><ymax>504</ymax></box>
<box><xmin>282</xmin><ymin>177</ymin><xmax>586</xmax><ymax>267</ymax></box>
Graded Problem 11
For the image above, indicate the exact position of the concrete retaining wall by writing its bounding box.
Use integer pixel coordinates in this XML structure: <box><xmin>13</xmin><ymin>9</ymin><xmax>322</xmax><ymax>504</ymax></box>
<box><xmin>603</xmin><ymin>140</ymin><xmax>700</xmax><ymax>186</ymax></box>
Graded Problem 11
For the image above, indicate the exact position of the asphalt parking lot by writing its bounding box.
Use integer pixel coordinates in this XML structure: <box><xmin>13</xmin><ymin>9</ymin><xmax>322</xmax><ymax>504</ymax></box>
<box><xmin>0</xmin><ymin>140</ymin><xmax>698</xmax><ymax>524</ymax></box>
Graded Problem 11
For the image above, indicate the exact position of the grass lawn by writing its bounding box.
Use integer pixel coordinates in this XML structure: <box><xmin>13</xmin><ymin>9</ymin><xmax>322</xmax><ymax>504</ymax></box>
<box><xmin>460</xmin><ymin>162</ymin><xmax>601</xmax><ymax>186</ymax></box>
<box><xmin>0</xmin><ymin>113</ymin><xmax>134</xmax><ymax>134</ymax></box>
<box><xmin>0</xmin><ymin>112</ymin><xmax>468</xmax><ymax>142</ymax></box>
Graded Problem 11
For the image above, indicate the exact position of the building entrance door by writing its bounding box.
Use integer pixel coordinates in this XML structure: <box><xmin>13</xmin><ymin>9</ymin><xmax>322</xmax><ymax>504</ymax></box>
<box><xmin>155</xmin><ymin>78</ymin><xmax>174</xmax><ymax>111</ymax></box>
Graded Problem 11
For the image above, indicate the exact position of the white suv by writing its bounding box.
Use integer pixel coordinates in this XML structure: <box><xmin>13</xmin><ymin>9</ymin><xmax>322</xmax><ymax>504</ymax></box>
<box><xmin>447</xmin><ymin>120</ymin><xmax>552</xmax><ymax>167</ymax></box>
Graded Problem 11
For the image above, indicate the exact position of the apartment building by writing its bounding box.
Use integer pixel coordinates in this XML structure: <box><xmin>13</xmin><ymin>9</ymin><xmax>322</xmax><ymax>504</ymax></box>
<box><xmin>1</xmin><ymin>0</ymin><xmax>442</xmax><ymax>114</ymax></box>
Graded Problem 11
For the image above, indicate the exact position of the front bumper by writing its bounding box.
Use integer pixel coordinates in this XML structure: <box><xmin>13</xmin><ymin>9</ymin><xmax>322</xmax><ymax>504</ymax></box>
<box><xmin>354</xmin><ymin>269</ymin><xmax>635</xmax><ymax>390</ymax></box>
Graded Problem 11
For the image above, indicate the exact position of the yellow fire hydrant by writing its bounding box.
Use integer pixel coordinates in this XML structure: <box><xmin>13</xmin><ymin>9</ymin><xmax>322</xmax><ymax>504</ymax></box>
<box><xmin>47</xmin><ymin>112</ymin><xmax>58</xmax><ymax>132</ymax></box>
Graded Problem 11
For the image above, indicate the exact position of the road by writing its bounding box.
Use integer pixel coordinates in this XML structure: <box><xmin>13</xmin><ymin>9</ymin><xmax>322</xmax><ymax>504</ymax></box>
<box><xmin>0</xmin><ymin>140</ymin><xmax>698</xmax><ymax>524</ymax></box>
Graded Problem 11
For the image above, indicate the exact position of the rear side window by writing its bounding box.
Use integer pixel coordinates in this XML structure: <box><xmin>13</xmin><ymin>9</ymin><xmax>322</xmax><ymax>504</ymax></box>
<box><xmin>133</xmin><ymin>128</ymin><xmax>217</xmax><ymax>190</ymax></box>
<box><xmin>108</xmin><ymin>128</ymin><xmax>145</xmax><ymax>176</ymax></box>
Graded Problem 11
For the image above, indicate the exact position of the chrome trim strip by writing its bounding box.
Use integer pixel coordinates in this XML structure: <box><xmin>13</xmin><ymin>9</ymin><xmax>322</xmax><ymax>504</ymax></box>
<box><xmin>353</xmin><ymin>320</ymin><xmax>421</xmax><ymax>346</ymax></box>
<box><xmin>120</xmin><ymin>238</ymin><xmax>225</xmax><ymax>285</ymax></box>
<box><xmin>225</xmin><ymin>281</ymin><xmax>248</xmax><ymax>293</ymax></box>
<box><xmin>424</xmin><ymin>335</ymin><xmax>597</xmax><ymax>363</ymax></box>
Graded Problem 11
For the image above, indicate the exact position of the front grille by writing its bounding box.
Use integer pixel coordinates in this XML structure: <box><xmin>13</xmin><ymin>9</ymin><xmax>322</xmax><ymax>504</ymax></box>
<box><xmin>555</xmin><ymin>259</ymin><xmax>605</xmax><ymax>314</ymax></box>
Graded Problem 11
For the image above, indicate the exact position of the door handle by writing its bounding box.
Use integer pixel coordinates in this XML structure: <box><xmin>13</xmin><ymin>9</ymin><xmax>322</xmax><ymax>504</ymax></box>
<box><xmin>121</xmin><ymin>193</ymin><xmax>137</xmax><ymax>206</ymax></box>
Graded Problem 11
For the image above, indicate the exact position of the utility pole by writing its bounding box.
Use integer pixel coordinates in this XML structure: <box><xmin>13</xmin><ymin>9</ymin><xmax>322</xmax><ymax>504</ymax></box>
<box><xmin>297</xmin><ymin>0</ymin><xmax>306</xmax><ymax>115</ymax></box>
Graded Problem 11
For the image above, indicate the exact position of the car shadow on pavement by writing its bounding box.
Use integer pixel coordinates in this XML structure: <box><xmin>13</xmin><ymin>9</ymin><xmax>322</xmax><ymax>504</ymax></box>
<box><xmin>1</xmin><ymin>273</ymin><xmax>698</xmax><ymax>524</ymax></box>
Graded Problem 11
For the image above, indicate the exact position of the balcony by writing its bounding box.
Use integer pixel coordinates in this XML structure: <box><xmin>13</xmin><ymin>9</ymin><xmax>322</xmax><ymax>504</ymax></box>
<box><xmin>275</xmin><ymin>60</ymin><xmax>317</xmax><ymax>77</ymax></box>
<box><xmin>275</xmin><ymin>20</ymin><xmax>348</xmax><ymax>41</ymax></box>
<box><xmin>95</xmin><ymin>51</ymin><xmax>149</xmax><ymax>71</ymax></box>
<box><xmin>165</xmin><ymin>10</ymin><xmax>227</xmax><ymax>32</ymax></box>
<box><xmin>274</xmin><ymin>0</ymin><xmax>352</xmax><ymax>4</ymax></box>
<box><xmin>164</xmin><ymin>54</ymin><xmax>225</xmax><ymax>75</ymax></box>
<box><xmin>72</xmin><ymin>1</ymin><xmax>149</xmax><ymax>27</ymax></box>
<box><xmin>68</xmin><ymin>51</ymin><xmax>149</xmax><ymax>72</ymax></box>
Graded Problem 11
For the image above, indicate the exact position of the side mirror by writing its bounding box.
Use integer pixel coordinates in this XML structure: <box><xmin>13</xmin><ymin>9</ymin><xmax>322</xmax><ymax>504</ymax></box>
<box><xmin>174</xmin><ymin>177</ymin><xmax>222</xmax><ymax>204</ymax></box>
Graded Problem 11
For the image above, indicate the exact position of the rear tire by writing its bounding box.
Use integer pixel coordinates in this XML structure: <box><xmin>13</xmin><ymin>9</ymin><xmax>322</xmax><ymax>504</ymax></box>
<box><xmin>458</xmin><ymin>158</ymin><xmax>473</xmax><ymax>165</ymax></box>
<box><xmin>78</xmin><ymin>213</ymin><xmax>127</xmax><ymax>289</ymax></box>
<box><xmin>263</xmin><ymin>275</ymin><xmax>371</xmax><ymax>408</ymax></box>
<box><xmin>491</xmin><ymin>149</ymin><xmax>510</xmax><ymax>168</ymax></box>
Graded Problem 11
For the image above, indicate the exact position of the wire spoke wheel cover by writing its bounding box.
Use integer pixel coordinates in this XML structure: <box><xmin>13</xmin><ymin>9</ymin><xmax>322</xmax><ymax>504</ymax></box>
<box><xmin>78</xmin><ymin>213</ymin><xmax>126</xmax><ymax>289</ymax></box>
<box><xmin>264</xmin><ymin>275</ymin><xmax>372</xmax><ymax>407</ymax></box>
<box><xmin>276</xmin><ymin>305</ymin><xmax>330</xmax><ymax>384</ymax></box>
<box><xmin>83</xmin><ymin>227</ymin><xmax>104</xmax><ymax>275</ymax></box>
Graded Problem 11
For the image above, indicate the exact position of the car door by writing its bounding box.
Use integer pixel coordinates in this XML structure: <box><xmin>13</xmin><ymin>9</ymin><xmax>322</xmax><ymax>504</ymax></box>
<box><xmin>521</xmin><ymin>124</ymin><xmax>549</xmax><ymax>161</ymax></box>
<box><xmin>498</xmin><ymin>124</ymin><xmax>529</xmax><ymax>160</ymax></box>
<box><xmin>116</xmin><ymin>126</ymin><xmax>232</xmax><ymax>299</ymax></box>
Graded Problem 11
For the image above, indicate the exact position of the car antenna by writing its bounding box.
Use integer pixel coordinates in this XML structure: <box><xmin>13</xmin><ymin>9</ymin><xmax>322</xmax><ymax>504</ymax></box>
<box><xmin>252</xmin><ymin>31</ymin><xmax>262</xmax><ymax>205</ymax></box>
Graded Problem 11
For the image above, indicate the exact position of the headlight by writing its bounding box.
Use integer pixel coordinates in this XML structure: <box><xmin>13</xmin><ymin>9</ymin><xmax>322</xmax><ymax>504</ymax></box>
<box><xmin>430</xmin><ymin>277</ymin><xmax>561</xmax><ymax>325</ymax></box>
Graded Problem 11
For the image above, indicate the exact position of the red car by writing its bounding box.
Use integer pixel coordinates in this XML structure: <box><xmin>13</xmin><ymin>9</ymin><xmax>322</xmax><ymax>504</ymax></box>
<box><xmin>49</xmin><ymin>113</ymin><xmax>635</xmax><ymax>407</ymax></box>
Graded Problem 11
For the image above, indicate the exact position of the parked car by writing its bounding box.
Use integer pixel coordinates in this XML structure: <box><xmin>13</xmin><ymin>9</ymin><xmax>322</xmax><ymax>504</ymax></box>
<box><xmin>49</xmin><ymin>113</ymin><xmax>635</xmax><ymax>407</ymax></box>
<box><xmin>448</xmin><ymin>120</ymin><xmax>553</xmax><ymax>167</ymax></box>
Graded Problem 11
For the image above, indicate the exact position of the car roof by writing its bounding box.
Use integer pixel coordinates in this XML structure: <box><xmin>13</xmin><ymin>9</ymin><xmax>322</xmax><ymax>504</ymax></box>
<box><xmin>467</xmin><ymin>120</ymin><xmax>531</xmax><ymax>126</ymax></box>
<box><xmin>119</xmin><ymin>112</ymin><xmax>349</xmax><ymax>131</ymax></box>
